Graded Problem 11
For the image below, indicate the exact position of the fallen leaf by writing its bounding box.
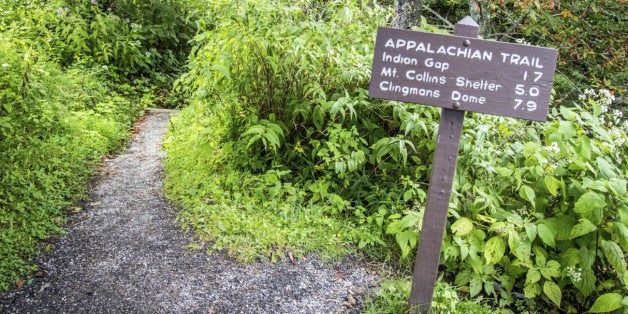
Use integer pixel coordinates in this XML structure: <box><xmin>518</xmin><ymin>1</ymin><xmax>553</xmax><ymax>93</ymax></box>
<box><xmin>54</xmin><ymin>217</ymin><xmax>61</xmax><ymax>224</ymax></box>
<box><xmin>39</xmin><ymin>283</ymin><xmax>50</xmax><ymax>292</ymax></box>
<box><xmin>16</xmin><ymin>277</ymin><xmax>23</xmax><ymax>289</ymax></box>
<box><xmin>288</xmin><ymin>251</ymin><xmax>296</xmax><ymax>265</ymax></box>
<box><xmin>345</xmin><ymin>293</ymin><xmax>357</xmax><ymax>308</ymax></box>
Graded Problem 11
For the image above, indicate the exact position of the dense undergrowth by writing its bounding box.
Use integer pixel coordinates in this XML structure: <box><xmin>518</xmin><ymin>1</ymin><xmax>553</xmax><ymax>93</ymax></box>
<box><xmin>0</xmin><ymin>0</ymin><xmax>198</xmax><ymax>290</ymax></box>
<box><xmin>164</xmin><ymin>0</ymin><xmax>628</xmax><ymax>312</ymax></box>
<box><xmin>2</xmin><ymin>0</ymin><xmax>626</xmax><ymax>311</ymax></box>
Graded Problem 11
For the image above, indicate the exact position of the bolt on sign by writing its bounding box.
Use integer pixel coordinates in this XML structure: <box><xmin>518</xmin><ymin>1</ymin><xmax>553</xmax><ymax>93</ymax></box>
<box><xmin>368</xmin><ymin>16</ymin><xmax>558</xmax><ymax>313</ymax></box>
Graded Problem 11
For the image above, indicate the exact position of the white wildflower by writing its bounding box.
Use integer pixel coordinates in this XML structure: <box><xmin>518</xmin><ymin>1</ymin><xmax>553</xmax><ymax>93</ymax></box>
<box><xmin>567</xmin><ymin>266</ymin><xmax>582</xmax><ymax>283</ymax></box>
<box><xmin>1</xmin><ymin>63</ymin><xmax>9</xmax><ymax>68</ymax></box>
<box><xmin>546</xmin><ymin>142</ymin><xmax>560</xmax><ymax>154</ymax></box>
<box><xmin>598</xmin><ymin>88</ymin><xmax>615</xmax><ymax>106</ymax></box>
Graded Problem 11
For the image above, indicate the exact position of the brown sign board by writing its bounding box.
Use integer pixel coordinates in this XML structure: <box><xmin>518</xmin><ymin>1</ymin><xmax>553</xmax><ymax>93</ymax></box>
<box><xmin>369</xmin><ymin>27</ymin><xmax>558</xmax><ymax>121</ymax></box>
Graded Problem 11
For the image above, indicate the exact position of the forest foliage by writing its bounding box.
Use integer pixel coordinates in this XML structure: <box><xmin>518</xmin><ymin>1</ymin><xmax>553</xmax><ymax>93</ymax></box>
<box><xmin>1</xmin><ymin>0</ymin><xmax>626</xmax><ymax>312</ymax></box>
<box><xmin>164</xmin><ymin>0</ymin><xmax>627</xmax><ymax>312</ymax></box>
<box><xmin>0</xmin><ymin>0</ymin><xmax>198</xmax><ymax>290</ymax></box>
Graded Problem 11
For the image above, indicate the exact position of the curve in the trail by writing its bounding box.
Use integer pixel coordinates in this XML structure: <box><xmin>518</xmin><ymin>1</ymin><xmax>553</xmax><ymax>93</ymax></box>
<box><xmin>0</xmin><ymin>111</ymin><xmax>378</xmax><ymax>313</ymax></box>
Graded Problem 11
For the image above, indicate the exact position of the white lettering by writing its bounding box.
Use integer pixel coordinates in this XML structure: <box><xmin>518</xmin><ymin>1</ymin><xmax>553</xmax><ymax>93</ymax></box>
<box><xmin>451</xmin><ymin>90</ymin><xmax>486</xmax><ymax>104</ymax></box>
<box><xmin>501</xmin><ymin>52</ymin><xmax>544</xmax><ymax>68</ymax></box>
<box><xmin>406</xmin><ymin>70</ymin><xmax>447</xmax><ymax>84</ymax></box>
<box><xmin>379</xmin><ymin>81</ymin><xmax>440</xmax><ymax>98</ymax></box>
<box><xmin>424</xmin><ymin>58</ymin><xmax>449</xmax><ymax>72</ymax></box>
<box><xmin>382</xmin><ymin>52</ymin><xmax>418</xmax><ymax>65</ymax></box>
<box><xmin>455</xmin><ymin>77</ymin><xmax>502</xmax><ymax>91</ymax></box>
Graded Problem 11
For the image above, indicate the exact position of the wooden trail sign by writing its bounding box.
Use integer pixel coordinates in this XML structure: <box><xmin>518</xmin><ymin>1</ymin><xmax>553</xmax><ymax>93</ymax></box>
<box><xmin>368</xmin><ymin>16</ymin><xmax>558</xmax><ymax>313</ymax></box>
<box><xmin>370</xmin><ymin>19</ymin><xmax>558</xmax><ymax>121</ymax></box>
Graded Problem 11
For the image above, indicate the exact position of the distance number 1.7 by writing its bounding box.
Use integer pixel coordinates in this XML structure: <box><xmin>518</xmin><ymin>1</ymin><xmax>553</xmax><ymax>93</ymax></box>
<box><xmin>514</xmin><ymin>71</ymin><xmax>543</xmax><ymax>111</ymax></box>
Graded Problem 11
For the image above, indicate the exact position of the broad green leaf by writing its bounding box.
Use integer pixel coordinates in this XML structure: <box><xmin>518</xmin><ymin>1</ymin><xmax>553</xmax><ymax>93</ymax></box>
<box><xmin>613</xmin><ymin>222</ymin><xmax>628</xmax><ymax>251</ymax></box>
<box><xmin>620</xmin><ymin>205</ymin><xmax>628</xmax><ymax>225</ymax></box>
<box><xmin>489</xmin><ymin>221</ymin><xmax>511</xmax><ymax>235</ymax></box>
<box><xmin>534</xmin><ymin>246</ymin><xmax>547</xmax><ymax>266</ymax></box>
<box><xmin>589</xmin><ymin>293</ymin><xmax>623</xmax><ymax>313</ymax></box>
<box><xmin>523</xmin><ymin>282</ymin><xmax>540</xmax><ymax>298</ymax></box>
<box><xmin>608</xmin><ymin>178</ymin><xmax>627</xmax><ymax>196</ymax></box>
<box><xmin>600</xmin><ymin>240</ymin><xmax>627</xmax><ymax>273</ymax></box>
<box><xmin>582</xmin><ymin>207</ymin><xmax>604</xmax><ymax>227</ymax></box>
<box><xmin>577</xmin><ymin>135</ymin><xmax>592</xmax><ymax>161</ymax></box>
<box><xmin>558</xmin><ymin>248</ymin><xmax>580</xmax><ymax>267</ymax></box>
<box><xmin>519</xmin><ymin>185</ymin><xmax>536</xmax><ymax>208</ymax></box>
<box><xmin>451</xmin><ymin>217</ymin><xmax>474</xmax><ymax>237</ymax></box>
<box><xmin>574</xmin><ymin>269</ymin><xmax>595</xmax><ymax>297</ymax></box>
<box><xmin>398</xmin><ymin>213</ymin><xmax>420</xmax><ymax>230</ymax></box>
<box><xmin>544</xmin><ymin>176</ymin><xmax>561</xmax><ymax>197</ymax></box>
<box><xmin>525</xmin><ymin>267</ymin><xmax>541</xmax><ymax>285</ymax></box>
<box><xmin>559</xmin><ymin>106</ymin><xmax>577</xmax><ymax>120</ymax></box>
<box><xmin>574</xmin><ymin>191</ymin><xmax>606</xmax><ymax>214</ymax></box>
<box><xmin>582</xmin><ymin>178</ymin><xmax>608</xmax><ymax>192</ymax></box>
<box><xmin>525</xmin><ymin>224</ymin><xmax>537</xmax><ymax>242</ymax></box>
<box><xmin>469</xmin><ymin>277</ymin><xmax>482</xmax><ymax>297</ymax></box>
<box><xmin>403</xmin><ymin>190</ymin><xmax>413</xmax><ymax>201</ymax></box>
<box><xmin>484</xmin><ymin>236</ymin><xmax>506</xmax><ymax>265</ymax></box>
<box><xmin>580</xmin><ymin>247</ymin><xmax>595</xmax><ymax>269</ymax></box>
<box><xmin>542</xmin><ymin>217</ymin><xmax>574</xmax><ymax>241</ymax></box>
<box><xmin>395</xmin><ymin>230</ymin><xmax>418</xmax><ymax>257</ymax></box>
<box><xmin>211</xmin><ymin>64</ymin><xmax>231</xmax><ymax>80</ymax></box>
<box><xmin>537</xmin><ymin>223</ymin><xmax>555</xmax><ymax>248</ymax></box>
<box><xmin>509</xmin><ymin>231</ymin><xmax>531</xmax><ymax>264</ymax></box>
<box><xmin>596</xmin><ymin>157</ymin><xmax>616</xmax><ymax>179</ymax></box>
<box><xmin>523</xmin><ymin>142</ymin><xmax>542</xmax><ymax>158</ymax></box>
<box><xmin>558</xmin><ymin>120</ymin><xmax>577</xmax><ymax>138</ymax></box>
<box><xmin>484</xmin><ymin>280</ymin><xmax>495</xmax><ymax>296</ymax></box>
<box><xmin>569</xmin><ymin>218</ymin><xmax>597</xmax><ymax>239</ymax></box>
<box><xmin>540</xmin><ymin>260</ymin><xmax>561</xmax><ymax>279</ymax></box>
<box><xmin>543</xmin><ymin>281</ymin><xmax>562</xmax><ymax>307</ymax></box>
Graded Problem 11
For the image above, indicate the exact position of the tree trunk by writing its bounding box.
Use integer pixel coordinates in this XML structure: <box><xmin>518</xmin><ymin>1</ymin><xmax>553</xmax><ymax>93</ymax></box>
<box><xmin>468</xmin><ymin>0</ymin><xmax>491</xmax><ymax>37</ymax></box>
<box><xmin>394</xmin><ymin>0</ymin><xmax>423</xmax><ymax>29</ymax></box>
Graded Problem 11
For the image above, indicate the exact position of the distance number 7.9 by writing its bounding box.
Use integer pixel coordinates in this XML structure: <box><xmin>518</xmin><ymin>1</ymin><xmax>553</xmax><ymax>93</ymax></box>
<box><xmin>514</xmin><ymin>98</ymin><xmax>537</xmax><ymax>111</ymax></box>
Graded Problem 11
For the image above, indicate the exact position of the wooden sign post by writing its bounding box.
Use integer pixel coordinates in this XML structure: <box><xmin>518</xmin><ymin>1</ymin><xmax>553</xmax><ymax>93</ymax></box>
<box><xmin>368</xmin><ymin>17</ymin><xmax>558</xmax><ymax>313</ymax></box>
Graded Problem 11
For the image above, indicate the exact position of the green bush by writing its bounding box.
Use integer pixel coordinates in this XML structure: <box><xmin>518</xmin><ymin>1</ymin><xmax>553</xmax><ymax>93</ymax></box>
<box><xmin>0</xmin><ymin>1</ymin><xmax>147</xmax><ymax>290</ymax></box>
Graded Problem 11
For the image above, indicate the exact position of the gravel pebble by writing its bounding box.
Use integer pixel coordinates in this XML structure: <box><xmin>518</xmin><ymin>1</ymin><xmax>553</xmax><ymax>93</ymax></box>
<box><xmin>0</xmin><ymin>111</ymin><xmax>380</xmax><ymax>313</ymax></box>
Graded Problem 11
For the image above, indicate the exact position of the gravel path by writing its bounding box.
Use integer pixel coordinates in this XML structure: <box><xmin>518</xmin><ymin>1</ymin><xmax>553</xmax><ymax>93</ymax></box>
<box><xmin>0</xmin><ymin>110</ymin><xmax>379</xmax><ymax>313</ymax></box>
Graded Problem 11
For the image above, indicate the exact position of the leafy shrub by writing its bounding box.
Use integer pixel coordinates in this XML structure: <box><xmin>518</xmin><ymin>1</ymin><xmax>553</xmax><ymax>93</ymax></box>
<box><xmin>364</xmin><ymin>276</ymin><xmax>495</xmax><ymax>313</ymax></box>
<box><xmin>0</xmin><ymin>2</ymin><xmax>147</xmax><ymax>290</ymax></box>
<box><xmin>439</xmin><ymin>88</ymin><xmax>627</xmax><ymax>312</ymax></box>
